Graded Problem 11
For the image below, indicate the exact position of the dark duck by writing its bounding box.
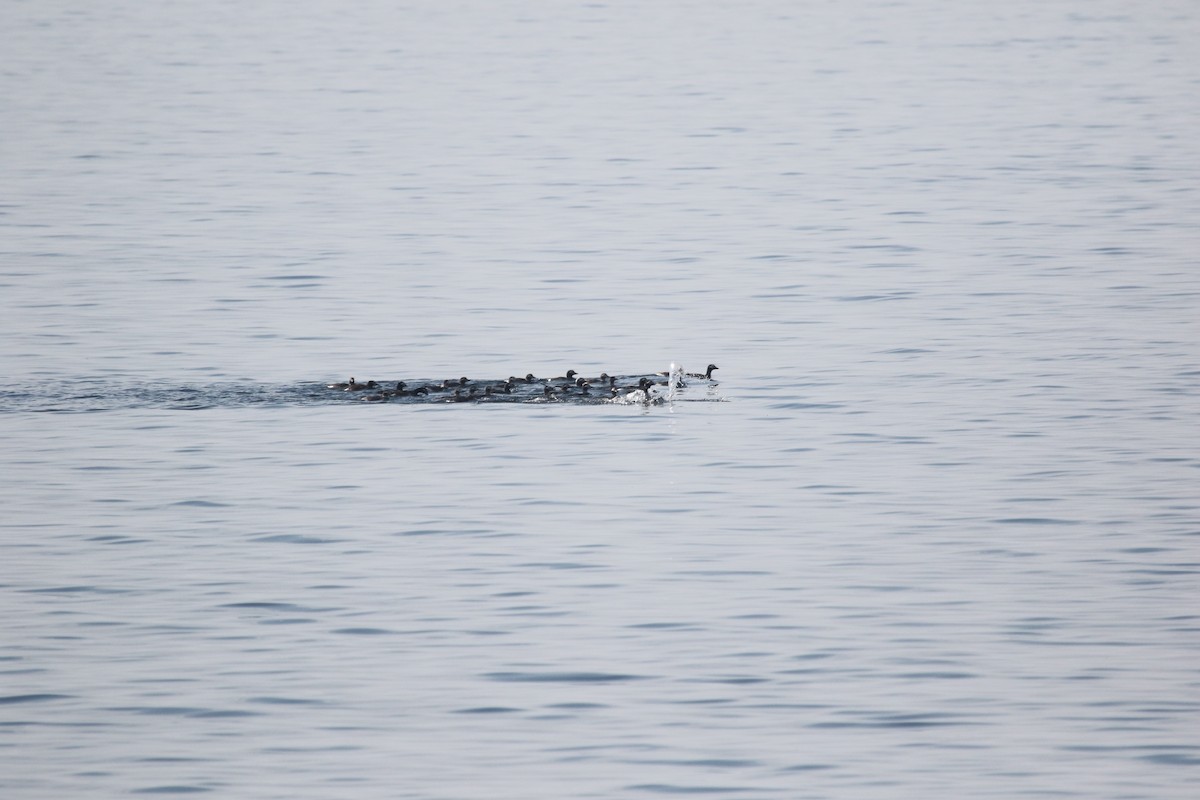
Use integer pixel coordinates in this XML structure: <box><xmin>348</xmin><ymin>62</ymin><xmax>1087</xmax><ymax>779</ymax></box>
<box><xmin>686</xmin><ymin>364</ymin><xmax>719</xmax><ymax>380</ymax></box>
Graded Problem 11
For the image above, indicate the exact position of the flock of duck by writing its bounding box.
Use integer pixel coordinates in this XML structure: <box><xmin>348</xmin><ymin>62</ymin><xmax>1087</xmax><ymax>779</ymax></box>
<box><xmin>325</xmin><ymin>364</ymin><xmax>719</xmax><ymax>405</ymax></box>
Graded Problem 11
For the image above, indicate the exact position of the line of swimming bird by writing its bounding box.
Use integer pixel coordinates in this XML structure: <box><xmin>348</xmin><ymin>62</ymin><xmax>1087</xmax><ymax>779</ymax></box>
<box><xmin>325</xmin><ymin>364</ymin><xmax>719</xmax><ymax>405</ymax></box>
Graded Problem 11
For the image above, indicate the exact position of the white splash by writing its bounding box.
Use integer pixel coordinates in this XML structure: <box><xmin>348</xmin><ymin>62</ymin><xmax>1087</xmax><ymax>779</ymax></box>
<box><xmin>667</xmin><ymin>362</ymin><xmax>684</xmax><ymax>403</ymax></box>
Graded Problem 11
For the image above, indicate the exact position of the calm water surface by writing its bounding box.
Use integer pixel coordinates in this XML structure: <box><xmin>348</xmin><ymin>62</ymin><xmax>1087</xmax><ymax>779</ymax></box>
<box><xmin>2</xmin><ymin>1</ymin><xmax>1198</xmax><ymax>798</ymax></box>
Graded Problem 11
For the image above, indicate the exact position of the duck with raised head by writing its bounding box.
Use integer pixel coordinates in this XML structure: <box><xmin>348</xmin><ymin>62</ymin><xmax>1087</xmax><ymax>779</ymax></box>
<box><xmin>346</xmin><ymin>379</ymin><xmax>378</xmax><ymax>392</ymax></box>
<box><xmin>551</xmin><ymin>369</ymin><xmax>579</xmax><ymax>384</ymax></box>
<box><xmin>387</xmin><ymin>381</ymin><xmax>430</xmax><ymax>398</ymax></box>
<box><xmin>327</xmin><ymin>377</ymin><xmax>355</xmax><ymax>390</ymax></box>
<box><xmin>687</xmin><ymin>364</ymin><xmax>719</xmax><ymax>380</ymax></box>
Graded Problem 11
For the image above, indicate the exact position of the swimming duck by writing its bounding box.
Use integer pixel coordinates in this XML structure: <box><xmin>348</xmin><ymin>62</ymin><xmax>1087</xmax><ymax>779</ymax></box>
<box><xmin>612</xmin><ymin>377</ymin><xmax>656</xmax><ymax>404</ymax></box>
<box><xmin>346</xmin><ymin>379</ymin><xmax>378</xmax><ymax>391</ymax></box>
<box><xmin>687</xmin><ymin>364</ymin><xmax>719</xmax><ymax>380</ymax></box>
<box><xmin>551</xmin><ymin>369</ymin><xmax>579</xmax><ymax>384</ymax></box>
<box><xmin>388</xmin><ymin>381</ymin><xmax>430</xmax><ymax>398</ymax></box>
<box><xmin>327</xmin><ymin>377</ymin><xmax>355</xmax><ymax>390</ymax></box>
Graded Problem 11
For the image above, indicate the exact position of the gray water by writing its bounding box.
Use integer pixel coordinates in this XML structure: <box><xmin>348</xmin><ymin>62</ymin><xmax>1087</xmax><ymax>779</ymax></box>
<box><xmin>2</xmin><ymin>0</ymin><xmax>1198</xmax><ymax>797</ymax></box>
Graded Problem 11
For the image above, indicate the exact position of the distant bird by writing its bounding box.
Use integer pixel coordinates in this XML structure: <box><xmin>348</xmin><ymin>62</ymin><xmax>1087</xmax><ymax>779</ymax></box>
<box><xmin>389</xmin><ymin>381</ymin><xmax>432</xmax><ymax>398</ymax></box>
<box><xmin>687</xmin><ymin>364</ymin><xmax>719</xmax><ymax>380</ymax></box>
<box><xmin>324</xmin><ymin>367</ymin><xmax>689</xmax><ymax>405</ymax></box>
<box><xmin>613</xmin><ymin>377</ymin><xmax>655</xmax><ymax>404</ymax></box>
<box><xmin>583</xmin><ymin>372</ymin><xmax>614</xmax><ymax>386</ymax></box>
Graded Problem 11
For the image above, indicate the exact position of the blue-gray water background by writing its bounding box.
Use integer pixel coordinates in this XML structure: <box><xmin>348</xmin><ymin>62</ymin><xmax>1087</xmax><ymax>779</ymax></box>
<box><xmin>2</xmin><ymin>0</ymin><xmax>1198</xmax><ymax>797</ymax></box>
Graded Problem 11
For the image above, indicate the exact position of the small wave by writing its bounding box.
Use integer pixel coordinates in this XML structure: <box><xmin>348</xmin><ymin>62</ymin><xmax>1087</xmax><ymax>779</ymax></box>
<box><xmin>486</xmin><ymin>671</ymin><xmax>650</xmax><ymax>683</ymax></box>
<box><xmin>131</xmin><ymin>786</ymin><xmax>213</xmax><ymax>795</ymax></box>
<box><xmin>0</xmin><ymin>693</ymin><xmax>73</xmax><ymax>705</ymax></box>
